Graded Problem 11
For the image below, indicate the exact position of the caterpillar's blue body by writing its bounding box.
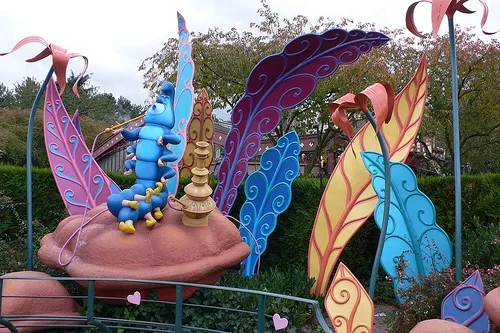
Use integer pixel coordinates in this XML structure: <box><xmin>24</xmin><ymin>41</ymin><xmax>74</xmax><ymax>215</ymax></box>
<box><xmin>107</xmin><ymin>82</ymin><xmax>181</xmax><ymax>229</ymax></box>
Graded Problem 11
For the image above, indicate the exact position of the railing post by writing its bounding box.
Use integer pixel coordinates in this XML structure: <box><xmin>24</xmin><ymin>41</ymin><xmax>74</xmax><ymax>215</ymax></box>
<box><xmin>87</xmin><ymin>280</ymin><xmax>95</xmax><ymax>322</ymax></box>
<box><xmin>26</xmin><ymin>66</ymin><xmax>54</xmax><ymax>271</ymax></box>
<box><xmin>257</xmin><ymin>295</ymin><xmax>265</xmax><ymax>333</ymax></box>
<box><xmin>0</xmin><ymin>279</ymin><xmax>3</xmax><ymax>317</ymax></box>
<box><xmin>313</xmin><ymin>302</ymin><xmax>334</xmax><ymax>333</ymax></box>
<box><xmin>86</xmin><ymin>280</ymin><xmax>111</xmax><ymax>333</ymax></box>
<box><xmin>175</xmin><ymin>285</ymin><xmax>183</xmax><ymax>333</ymax></box>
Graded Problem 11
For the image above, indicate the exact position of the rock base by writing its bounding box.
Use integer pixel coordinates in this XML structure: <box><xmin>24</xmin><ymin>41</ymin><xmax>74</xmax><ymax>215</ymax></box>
<box><xmin>0</xmin><ymin>271</ymin><xmax>81</xmax><ymax>333</ymax></box>
<box><xmin>409</xmin><ymin>319</ymin><xmax>474</xmax><ymax>333</ymax></box>
<box><xmin>485</xmin><ymin>287</ymin><xmax>500</xmax><ymax>326</ymax></box>
<box><xmin>38</xmin><ymin>204</ymin><xmax>250</xmax><ymax>303</ymax></box>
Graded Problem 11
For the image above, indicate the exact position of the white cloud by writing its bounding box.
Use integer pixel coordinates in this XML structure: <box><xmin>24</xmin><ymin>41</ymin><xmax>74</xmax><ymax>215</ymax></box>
<box><xmin>1</xmin><ymin>0</ymin><xmax>498</xmax><ymax>109</ymax></box>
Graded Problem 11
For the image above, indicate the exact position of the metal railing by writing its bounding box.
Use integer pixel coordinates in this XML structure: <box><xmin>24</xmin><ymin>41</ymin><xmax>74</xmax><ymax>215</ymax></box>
<box><xmin>0</xmin><ymin>275</ymin><xmax>333</xmax><ymax>333</ymax></box>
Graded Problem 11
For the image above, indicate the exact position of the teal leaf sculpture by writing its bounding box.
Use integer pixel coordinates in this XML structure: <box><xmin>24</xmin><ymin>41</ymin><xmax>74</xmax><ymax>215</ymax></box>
<box><xmin>361</xmin><ymin>151</ymin><xmax>452</xmax><ymax>303</ymax></box>
<box><xmin>239</xmin><ymin>131</ymin><xmax>301</xmax><ymax>277</ymax></box>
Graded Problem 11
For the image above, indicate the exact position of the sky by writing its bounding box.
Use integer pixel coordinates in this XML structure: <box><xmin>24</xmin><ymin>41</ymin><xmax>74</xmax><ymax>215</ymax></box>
<box><xmin>0</xmin><ymin>0</ymin><xmax>498</xmax><ymax>121</ymax></box>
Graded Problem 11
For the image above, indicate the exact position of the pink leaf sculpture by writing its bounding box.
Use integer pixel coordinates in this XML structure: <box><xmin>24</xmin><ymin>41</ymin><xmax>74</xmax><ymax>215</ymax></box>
<box><xmin>44</xmin><ymin>78</ymin><xmax>114</xmax><ymax>215</ymax></box>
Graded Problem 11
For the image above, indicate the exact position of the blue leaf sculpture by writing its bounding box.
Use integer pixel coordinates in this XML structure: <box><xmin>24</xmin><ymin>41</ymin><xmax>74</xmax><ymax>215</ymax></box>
<box><xmin>166</xmin><ymin>12</ymin><xmax>195</xmax><ymax>197</ymax></box>
<box><xmin>442</xmin><ymin>270</ymin><xmax>490</xmax><ymax>333</ymax></box>
<box><xmin>361</xmin><ymin>151</ymin><xmax>452</xmax><ymax>303</ymax></box>
<box><xmin>239</xmin><ymin>131</ymin><xmax>301</xmax><ymax>277</ymax></box>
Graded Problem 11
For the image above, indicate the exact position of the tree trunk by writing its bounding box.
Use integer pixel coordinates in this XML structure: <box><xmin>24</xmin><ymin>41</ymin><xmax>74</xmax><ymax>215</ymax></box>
<box><xmin>303</xmin><ymin>149</ymin><xmax>319</xmax><ymax>176</ymax></box>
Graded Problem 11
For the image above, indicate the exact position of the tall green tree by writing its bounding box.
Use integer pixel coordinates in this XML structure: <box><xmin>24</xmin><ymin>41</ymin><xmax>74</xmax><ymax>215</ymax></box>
<box><xmin>116</xmin><ymin>96</ymin><xmax>143</xmax><ymax>122</ymax></box>
<box><xmin>57</xmin><ymin>71</ymin><xmax>97</xmax><ymax>117</ymax></box>
<box><xmin>0</xmin><ymin>107</ymin><xmax>110</xmax><ymax>167</ymax></box>
<box><xmin>85</xmin><ymin>92</ymin><xmax>117</xmax><ymax>122</ymax></box>
<box><xmin>141</xmin><ymin>1</ymin><xmax>499</xmax><ymax>175</ymax></box>
<box><xmin>0</xmin><ymin>72</ymin><xmax>141</xmax><ymax>167</ymax></box>
<box><xmin>13</xmin><ymin>77</ymin><xmax>41</xmax><ymax>109</ymax></box>
<box><xmin>140</xmin><ymin>0</ymin><xmax>417</xmax><ymax>175</ymax></box>
<box><xmin>0</xmin><ymin>83</ymin><xmax>15</xmax><ymax>108</ymax></box>
<box><xmin>59</xmin><ymin>72</ymin><xmax>141</xmax><ymax>123</ymax></box>
<box><xmin>415</xmin><ymin>27</ymin><xmax>500</xmax><ymax>174</ymax></box>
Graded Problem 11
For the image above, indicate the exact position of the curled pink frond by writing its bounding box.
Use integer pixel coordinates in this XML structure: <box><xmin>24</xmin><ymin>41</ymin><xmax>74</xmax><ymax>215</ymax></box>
<box><xmin>0</xmin><ymin>36</ymin><xmax>89</xmax><ymax>98</ymax></box>
<box><xmin>329</xmin><ymin>93</ymin><xmax>357</xmax><ymax>138</ymax></box>
<box><xmin>68</xmin><ymin>54</ymin><xmax>89</xmax><ymax>98</ymax></box>
<box><xmin>0</xmin><ymin>36</ymin><xmax>49</xmax><ymax>57</ymax></box>
<box><xmin>381</xmin><ymin>81</ymin><xmax>395</xmax><ymax>123</ymax></box>
<box><xmin>455</xmin><ymin>0</ymin><xmax>475</xmax><ymax>14</ymax></box>
<box><xmin>406</xmin><ymin>1</ymin><xmax>432</xmax><ymax>38</ymax></box>
<box><xmin>26</xmin><ymin>48</ymin><xmax>52</xmax><ymax>62</ymax></box>
<box><xmin>355</xmin><ymin>82</ymin><xmax>395</xmax><ymax>132</ymax></box>
<box><xmin>50</xmin><ymin>44</ymin><xmax>72</xmax><ymax>95</ymax></box>
<box><xmin>432</xmin><ymin>0</ymin><xmax>455</xmax><ymax>37</ymax></box>
<box><xmin>478</xmin><ymin>0</ymin><xmax>498</xmax><ymax>35</ymax></box>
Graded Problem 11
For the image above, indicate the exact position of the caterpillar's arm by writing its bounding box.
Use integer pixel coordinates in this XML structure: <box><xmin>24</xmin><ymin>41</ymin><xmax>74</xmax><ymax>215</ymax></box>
<box><xmin>122</xmin><ymin>128</ymin><xmax>141</xmax><ymax>141</ymax></box>
<box><xmin>160</xmin><ymin>166</ymin><xmax>176</xmax><ymax>182</ymax></box>
<box><xmin>126</xmin><ymin>144</ymin><xmax>136</xmax><ymax>159</ymax></box>
<box><xmin>157</xmin><ymin>129</ymin><xmax>181</xmax><ymax>146</ymax></box>
<box><xmin>124</xmin><ymin>159</ymin><xmax>136</xmax><ymax>176</ymax></box>
<box><xmin>157</xmin><ymin>150</ymin><xmax>177</xmax><ymax>166</ymax></box>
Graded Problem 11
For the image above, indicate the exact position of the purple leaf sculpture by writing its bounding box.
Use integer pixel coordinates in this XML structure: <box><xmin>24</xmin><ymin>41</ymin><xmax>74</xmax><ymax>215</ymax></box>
<box><xmin>442</xmin><ymin>270</ymin><xmax>490</xmax><ymax>333</ymax></box>
<box><xmin>71</xmin><ymin>109</ymin><xmax>83</xmax><ymax>137</ymax></box>
<box><xmin>44</xmin><ymin>78</ymin><xmax>115</xmax><ymax>215</ymax></box>
<box><xmin>213</xmin><ymin>29</ymin><xmax>389</xmax><ymax>214</ymax></box>
<box><xmin>71</xmin><ymin>109</ymin><xmax>121</xmax><ymax>195</ymax></box>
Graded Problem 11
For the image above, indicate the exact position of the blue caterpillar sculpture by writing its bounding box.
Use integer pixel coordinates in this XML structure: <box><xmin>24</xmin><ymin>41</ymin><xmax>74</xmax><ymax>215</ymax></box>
<box><xmin>107</xmin><ymin>82</ymin><xmax>181</xmax><ymax>234</ymax></box>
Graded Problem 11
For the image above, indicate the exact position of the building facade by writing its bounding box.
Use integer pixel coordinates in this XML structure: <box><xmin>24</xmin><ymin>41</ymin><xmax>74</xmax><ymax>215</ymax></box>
<box><xmin>94</xmin><ymin>118</ymin><xmax>440</xmax><ymax>177</ymax></box>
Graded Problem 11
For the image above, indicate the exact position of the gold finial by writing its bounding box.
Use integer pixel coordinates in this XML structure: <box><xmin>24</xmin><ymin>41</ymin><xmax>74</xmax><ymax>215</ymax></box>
<box><xmin>178</xmin><ymin>141</ymin><xmax>216</xmax><ymax>227</ymax></box>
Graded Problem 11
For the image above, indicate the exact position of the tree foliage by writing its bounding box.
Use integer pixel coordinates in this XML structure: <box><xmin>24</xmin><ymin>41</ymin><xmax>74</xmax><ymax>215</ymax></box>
<box><xmin>0</xmin><ymin>107</ymin><xmax>109</xmax><ymax>167</ymax></box>
<box><xmin>415</xmin><ymin>27</ymin><xmax>500</xmax><ymax>174</ymax></box>
<box><xmin>141</xmin><ymin>0</ymin><xmax>499</xmax><ymax>175</ymax></box>
<box><xmin>1</xmin><ymin>72</ymin><xmax>142</xmax><ymax>123</ymax></box>
<box><xmin>116</xmin><ymin>96</ymin><xmax>143</xmax><ymax>122</ymax></box>
<box><xmin>0</xmin><ymin>83</ymin><xmax>15</xmax><ymax>108</ymax></box>
<box><xmin>0</xmin><ymin>73</ymin><xmax>142</xmax><ymax>167</ymax></box>
<box><xmin>56</xmin><ymin>72</ymin><xmax>143</xmax><ymax>122</ymax></box>
<box><xmin>13</xmin><ymin>77</ymin><xmax>41</xmax><ymax>110</ymax></box>
<box><xmin>139</xmin><ymin>0</ymin><xmax>419</xmax><ymax>175</ymax></box>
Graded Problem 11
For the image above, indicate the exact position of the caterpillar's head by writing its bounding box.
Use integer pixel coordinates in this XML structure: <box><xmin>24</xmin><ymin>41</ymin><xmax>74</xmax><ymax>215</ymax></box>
<box><xmin>144</xmin><ymin>81</ymin><xmax>175</xmax><ymax>129</ymax></box>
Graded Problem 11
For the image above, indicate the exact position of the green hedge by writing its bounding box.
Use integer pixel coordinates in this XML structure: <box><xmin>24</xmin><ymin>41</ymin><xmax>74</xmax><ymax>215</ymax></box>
<box><xmin>0</xmin><ymin>164</ymin><xmax>499</xmax><ymax>283</ymax></box>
